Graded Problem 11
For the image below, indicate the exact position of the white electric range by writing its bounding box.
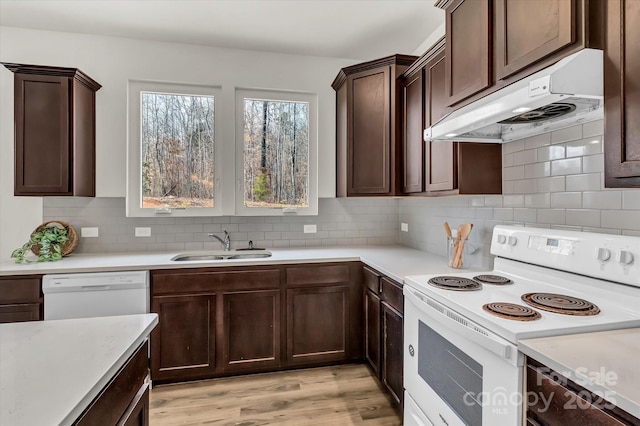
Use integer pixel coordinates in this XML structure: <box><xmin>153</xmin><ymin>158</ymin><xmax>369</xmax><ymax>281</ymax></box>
<box><xmin>403</xmin><ymin>225</ymin><xmax>640</xmax><ymax>426</ymax></box>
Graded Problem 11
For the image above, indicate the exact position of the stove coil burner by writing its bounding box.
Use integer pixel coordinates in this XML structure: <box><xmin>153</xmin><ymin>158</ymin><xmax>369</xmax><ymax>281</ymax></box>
<box><xmin>428</xmin><ymin>276</ymin><xmax>482</xmax><ymax>291</ymax></box>
<box><xmin>473</xmin><ymin>275</ymin><xmax>513</xmax><ymax>285</ymax></box>
<box><xmin>483</xmin><ymin>302</ymin><xmax>541</xmax><ymax>321</ymax></box>
<box><xmin>521</xmin><ymin>293</ymin><xmax>600</xmax><ymax>316</ymax></box>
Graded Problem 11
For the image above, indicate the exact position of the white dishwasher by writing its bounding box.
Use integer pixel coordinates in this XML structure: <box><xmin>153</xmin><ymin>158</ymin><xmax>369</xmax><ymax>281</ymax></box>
<box><xmin>43</xmin><ymin>270</ymin><xmax>149</xmax><ymax>320</ymax></box>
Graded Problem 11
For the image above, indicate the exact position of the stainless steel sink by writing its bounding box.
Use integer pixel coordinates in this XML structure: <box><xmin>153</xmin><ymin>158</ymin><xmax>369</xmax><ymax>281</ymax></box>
<box><xmin>171</xmin><ymin>250</ymin><xmax>272</xmax><ymax>261</ymax></box>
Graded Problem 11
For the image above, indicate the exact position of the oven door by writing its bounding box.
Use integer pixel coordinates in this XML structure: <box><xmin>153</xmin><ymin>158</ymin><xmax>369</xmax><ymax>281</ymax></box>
<box><xmin>404</xmin><ymin>286</ymin><xmax>524</xmax><ymax>426</ymax></box>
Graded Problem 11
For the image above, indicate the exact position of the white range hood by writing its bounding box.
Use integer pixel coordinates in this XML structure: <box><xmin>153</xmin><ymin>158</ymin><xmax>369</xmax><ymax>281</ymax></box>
<box><xmin>424</xmin><ymin>49</ymin><xmax>603</xmax><ymax>143</ymax></box>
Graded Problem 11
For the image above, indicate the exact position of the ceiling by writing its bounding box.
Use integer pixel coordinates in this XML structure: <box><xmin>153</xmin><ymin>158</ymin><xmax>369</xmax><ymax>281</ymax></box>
<box><xmin>0</xmin><ymin>0</ymin><xmax>444</xmax><ymax>60</ymax></box>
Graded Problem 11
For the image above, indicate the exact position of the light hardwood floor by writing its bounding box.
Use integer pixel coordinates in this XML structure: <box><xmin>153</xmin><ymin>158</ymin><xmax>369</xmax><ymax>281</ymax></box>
<box><xmin>150</xmin><ymin>364</ymin><xmax>402</xmax><ymax>425</ymax></box>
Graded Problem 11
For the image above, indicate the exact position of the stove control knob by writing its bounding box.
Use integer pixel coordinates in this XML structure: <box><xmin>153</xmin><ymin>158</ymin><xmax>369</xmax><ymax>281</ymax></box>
<box><xmin>497</xmin><ymin>235</ymin><xmax>507</xmax><ymax>244</ymax></box>
<box><xmin>597</xmin><ymin>248</ymin><xmax>612</xmax><ymax>262</ymax></box>
<box><xmin>617</xmin><ymin>250</ymin><xmax>635</xmax><ymax>266</ymax></box>
<box><xmin>507</xmin><ymin>236</ymin><xmax>518</xmax><ymax>246</ymax></box>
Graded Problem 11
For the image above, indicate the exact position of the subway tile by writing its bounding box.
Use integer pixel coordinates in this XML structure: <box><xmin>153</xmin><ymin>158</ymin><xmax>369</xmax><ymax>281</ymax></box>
<box><xmin>524</xmin><ymin>162</ymin><xmax>550</xmax><ymax>178</ymax></box>
<box><xmin>493</xmin><ymin>208</ymin><xmax>514</xmax><ymax>221</ymax></box>
<box><xmin>502</xmin><ymin>195</ymin><xmax>524</xmax><ymax>208</ymax></box>
<box><xmin>582</xmin><ymin>119</ymin><xmax>604</xmax><ymax>138</ymax></box>
<box><xmin>565</xmin><ymin>173</ymin><xmax>601</xmax><ymax>192</ymax></box>
<box><xmin>551</xmin><ymin>158</ymin><xmax>582</xmax><ymax>176</ymax></box>
<box><xmin>513</xmin><ymin>208</ymin><xmax>538</xmax><ymax>223</ymax></box>
<box><xmin>475</xmin><ymin>208</ymin><xmax>494</xmax><ymax>219</ymax></box>
<box><xmin>551</xmin><ymin>125</ymin><xmax>582</xmax><ymax>144</ymax></box>
<box><xmin>524</xmin><ymin>133</ymin><xmax>552</xmax><ymax>149</ymax></box>
<box><xmin>503</xmin><ymin>166</ymin><xmax>525</xmax><ymax>181</ymax></box>
<box><xmin>503</xmin><ymin>139</ymin><xmax>525</xmax><ymax>154</ymax></box>
<box><xmin>537</xmin><ymin>145</ymin><xmax>565</xmax><ymax>162</ymax></box>
<box><xmin>513</xmin><ymin>179</ymin><xmax>537</xmax><ymax>194</ymax></box>
<box><xmin>583</xmin><ymin>191</ymin><xmax>622</xmax><ymax>209</ymax></box>
<box><xmin>536</xmin><ymin>176</ymin><xmax>565</xmax><ymax>193</ymax></box>
<box><xmin>582</xmin><ymin>227</ymin><xmax>622</xmax><ymax>235</ymax></box>
<box><xmin>565</xmin><ymin>209</ymin><xmax>601</xmax><ymax>227</ymax></box>
<box><xmin>502</xmin><ymin>180</ymin><xmax>515</xmax><ymax>194</ymax></box>
<box><xmin>601</xmin><ymin>210</ymin><xmax>640</xmax><ymax>230</ymax></box>
<box><xmin>537</xmin><ymin>209</ymin><xmax>566</xmax><ymax>225</ymax></box>
<box><xmin>551</xmin><ymin>192</ymin><xmax>582</xmax><ymax>209</ymax></box>
<box><xmin>622</xmin><ymin>191</ymin><xmax>640</xmax><ymax>209</ymax></box>
<box><xmin>484</xmin><ymin>196</ymin><xmax>504</xmax><ymax>207</ymax></box>
<box><xmin>525</xmin><ymin>193</ymin><xmax>551</xmax><ymax>208</ymax></box>
<box><xmin>582</xmin><ymin>154</ymin><xmax>604</xmax><ymax>173</ymax></box>
<box><xmin>513</xmin><ymin>149</ymin><xmax>538</xmax><ymax>166</ymax></box>
<box><xmin>503</xmin><ymin>153</ymin><xmax>514</xmax><ymax>167</ymax></box>
<box><xmin>565</xmin><ymin>136</ymin><xmax>602</xmax><ymax>158</ymax></box>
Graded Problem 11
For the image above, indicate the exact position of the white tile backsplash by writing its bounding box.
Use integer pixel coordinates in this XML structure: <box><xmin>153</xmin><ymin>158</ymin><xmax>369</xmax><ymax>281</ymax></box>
<box><xmin>399</xmin><ymin>122</ymin><xmax>640</xmax><ymax>268</ymax></box>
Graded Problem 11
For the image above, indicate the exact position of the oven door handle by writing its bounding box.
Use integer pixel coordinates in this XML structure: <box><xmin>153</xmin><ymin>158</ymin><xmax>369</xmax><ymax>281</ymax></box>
<box><xmin>405</xmin><ymin>288</ymin><xmax>518</xmax><ymax>364</ymax></box>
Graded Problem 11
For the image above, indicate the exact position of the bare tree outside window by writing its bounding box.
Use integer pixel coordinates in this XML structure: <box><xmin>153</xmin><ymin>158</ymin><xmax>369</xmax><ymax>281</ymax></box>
<box><xmin>141</xmin><ymin>92</ymin><xmax>215</xmax><ymax>208</ymax></box>
<box><xmin>243</xmin><ymin>98</ymin><xmax>309</xmax><ymax>208</ymax></box>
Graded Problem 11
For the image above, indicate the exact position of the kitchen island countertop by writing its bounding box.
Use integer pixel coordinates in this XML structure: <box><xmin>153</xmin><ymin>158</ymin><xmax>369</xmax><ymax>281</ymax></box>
<box><xmin>0</xmin><ymin>245</ymin><xmax>485</xmax><ymax>284</ymax></box>
<box><xmin>0</xmin><ymin>313</ymin><xmax>158</xmax><ymax>426</ymax></box>
<box><xmin>519</xmin><ymin>328</ymin><xmax>640</xmax><ymax>419</ymax></box>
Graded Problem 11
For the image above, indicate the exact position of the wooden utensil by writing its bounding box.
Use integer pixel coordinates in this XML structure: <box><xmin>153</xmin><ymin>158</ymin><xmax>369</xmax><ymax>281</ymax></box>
<box><xmin>452</xmin><ymin>223</ymin><xmax>473</xmax><ymax>268</ymax></box>
<box><xmin>443</xmin><ymin>222</ymin><xmax>452</xmax><ymax>239</ymax></box>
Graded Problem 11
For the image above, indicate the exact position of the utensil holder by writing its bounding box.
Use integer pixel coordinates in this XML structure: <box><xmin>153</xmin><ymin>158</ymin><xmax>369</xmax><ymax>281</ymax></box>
<box><xmin>447</xmin><ymin>237</ymin><xmax>479</xmax><ymax>268</ymax></box>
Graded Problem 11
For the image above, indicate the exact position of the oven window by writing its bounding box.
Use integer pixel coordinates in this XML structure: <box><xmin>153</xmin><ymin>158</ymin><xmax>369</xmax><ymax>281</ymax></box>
<box><xmin>418</xmin><ymin>322</ymin><xmax>483</xmax><ymax>426</ymax></box>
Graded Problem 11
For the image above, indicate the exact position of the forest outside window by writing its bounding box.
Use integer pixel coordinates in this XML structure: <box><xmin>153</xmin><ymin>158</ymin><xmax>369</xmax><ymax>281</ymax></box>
<box><xmin>235</xmin><ymin>89</ymin><xmax>318</xmax><ymax>215</ymax></box>
<box><xmin>127</xmin><ymin>81</ymin><xmax>222</xmax><ymax>217</ymax></box>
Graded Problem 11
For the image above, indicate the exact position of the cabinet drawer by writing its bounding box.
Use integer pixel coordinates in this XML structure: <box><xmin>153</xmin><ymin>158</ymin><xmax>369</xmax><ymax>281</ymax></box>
<box><xmin>0</xmin><ymin>303</ymin><xmax>41</xmax><ymax>323</ymax></box>
<box><xmin>380</xmin><ymin>277</ymin><xmax>403</xmax><ymax>313</ymax></box>
<box><xmin>526</xmin><ymin>365</ymin><xmax>629</xmax><ymax>425</ymax></box>
<box><xmin>362</xmin><ymin>267</ymin><xmax>381</xmax><ymax>293</ymax></box>
<box><xmin>152</xmin><ymin>268</ymin><xmax>280</xmax><ymax>295</ymax></box>
<box><xmin>286</xmin><ymin>264</ymin><xmax>350</xmax><ymax>286</ymax></box>
<box><xmin>0</xmin><ymin>276</ymin><xmax>41</xmax><ymax>304</ymax></box>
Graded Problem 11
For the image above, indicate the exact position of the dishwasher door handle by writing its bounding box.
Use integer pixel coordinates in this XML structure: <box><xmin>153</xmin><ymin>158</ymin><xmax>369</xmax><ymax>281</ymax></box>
<box><xmin>80</xmin><ymin>285</ymin><xmax>111</xmax><ymax>291</ymax></box>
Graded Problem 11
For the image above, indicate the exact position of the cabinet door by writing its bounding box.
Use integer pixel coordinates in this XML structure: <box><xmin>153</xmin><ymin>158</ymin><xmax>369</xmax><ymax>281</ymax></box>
<box><xmin>150</xmin><ymin>294</ymin><xmax>216</xmax><ymax>382</ymax></box>
<box><xmin>118</xmin><ymin>384</ymin><xmax>149</xmax><ymax>426</ymax></box>
<box><xmin>348</xmin><ymin>67</ymin><xmax>391</xmax><ymax>195</ymax></box>
<box><xmin>14</xmin><ymin>73</ymin><xmax>71</xmax><ymax>195</ymax></box>
<box><xmin>381</xmin><ymin>302</ymin><xmax>403</xmax><ymax>406</ymax></box>
<box><xmin>495</xmin><ymin>0</ymin><xmax>575</xmax><ymax>80</ymax></box>
<box><xmin>402</xmin><ymin>71</ymin><xmax>425</xmax><ymax>194</ymax></box>
<box><xmin>287</xmin><ymin>285</ymin><xmax>349</xmax><ymax>364</ymax></box>
<box><xmin>425</xmin><ymin>45</ymin><xmax>455</xmax><ymax>192</ymax></box>
<box><xmin>605</xmin><ymin>0</ymin><xmax>640</xmax><ymax>187</ymax></box>
<box><xmin>445</xmin><ymin>0</ymin><xmax>492</xmax><ymax>106</ymax></box>
<box><xmin>364</xmin><ymin>289</ymin><xmax>381</xmax><ymax>376</ymax></box>
<box><xmin>222</xmin><ymin>289</ymin><xmax>281</xmax><ymax>373</ymax></box>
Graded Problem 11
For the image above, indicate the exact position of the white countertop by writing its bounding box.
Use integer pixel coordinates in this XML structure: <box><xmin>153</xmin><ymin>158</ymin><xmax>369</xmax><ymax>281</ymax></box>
<box><xmin>519</xmin><ymin>328</ymin><xmax>640</xmax><ymax>419</ymax></box>
<box><xmin>0</xmin><ymin>314</ymin><xmax>158</xmax><ymax>426</ymax></box>
<box><xmin>0</xmin><ymin>245</ymin><xmax>473</xmax><ymax>284</ymax></box>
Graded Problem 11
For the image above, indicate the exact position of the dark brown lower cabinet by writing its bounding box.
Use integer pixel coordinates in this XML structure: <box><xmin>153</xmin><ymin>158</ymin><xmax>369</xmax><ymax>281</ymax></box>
<box><xmin>381</xmin><ymin>302</ymin><xmax>403</xmax><ymax>405</ymax></box>
<box><xmin>362</xmin><ymin>266</ymin><xmax>404</xmax><ymax>408</ymax></box>
<box><xmin>150</xmin><ymin>294</ymin><xmax>216</xmax><ymax>382</ymax></box>
<box><xmin>76</xmin><ymin>342</ymin><xmax>149</xmax><ymax>426</ymax></box>
<box><xmin>287</xmin><ymin>285</ymin><xmax>350</xmax><ymax>364</ymax></box>
<box><xmin>223</xmin><ymin>289</ymin><xmax>280</xmax><ymax>372</ymax></box>
<box><xmin>364</xmin><ymin>289</ymin><xmax>381</xmax><ymax>375</ymax></box>
<box><xmin>526</xmin><ymin>357</ymin><xmax>640</xmax><ymax>425</ymax></box>
<box><xmin>0</xmin><ymin>275</ymin><xmax>42</xmax><ymax>323</ymax></box>
<box><xmin>150</xmin><ymin>262</ymin><xmax>362</xmax><ymax>384</ymax></box>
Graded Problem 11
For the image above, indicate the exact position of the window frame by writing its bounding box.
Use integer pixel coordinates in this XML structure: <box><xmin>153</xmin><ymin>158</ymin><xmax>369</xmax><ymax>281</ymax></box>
<box><xmin>126</xmin><ymin>80</ymin><xmax>223</xmax><ymax>217</ymax></box>
<box><xmin>234</xmin><ymin>88</ymin><xmax>318</xmax><ymax>216</ymax></box>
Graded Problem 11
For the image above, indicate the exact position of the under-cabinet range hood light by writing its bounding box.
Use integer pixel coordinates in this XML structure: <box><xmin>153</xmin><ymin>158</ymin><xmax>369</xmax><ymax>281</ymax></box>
<box><xmin>425</xmin><ymin>49</ymin><xmax>603</xmax><ymax>143</ymax></box>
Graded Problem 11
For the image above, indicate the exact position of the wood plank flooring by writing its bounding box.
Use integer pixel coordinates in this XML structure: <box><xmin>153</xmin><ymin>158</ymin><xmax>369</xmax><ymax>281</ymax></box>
<box><xmin>150</xmin><ymin>364</ymin><xmax>402</xmax><ymax>425</ymax></box>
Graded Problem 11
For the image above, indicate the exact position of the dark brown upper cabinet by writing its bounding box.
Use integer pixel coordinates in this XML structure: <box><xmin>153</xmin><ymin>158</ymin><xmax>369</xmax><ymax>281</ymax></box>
<box><xmin>495</xmin><ymin>0</ymin><xmax>575</xmax><ymax>80</ymax></box>
<box><xmin>435</xmin><ymin>0</ymin><xmax>603</xmax><ymax>111</ymax></box>
<box><xmin>444</xmin><ymin>0</ymin><xmax>492</xmax><ymax>106</ymax></box>
<box><xmin>604</xmin><ymin>0</ymin><xmax>640</xmax><ymax>187</ymax></box>
<box><xmin>400</xmin><ymin>39</ymin><xmax>502</xmax><ymax>196</ymax></box>
<box><xmin>2</xmin><ymin>63</ymin><xmax>101</xmax><ymax>197</ymax></box>
<box><xmin>333</xmin><ymin>55</ymin><xmax>417</xmax><ymax>197</ymax></box>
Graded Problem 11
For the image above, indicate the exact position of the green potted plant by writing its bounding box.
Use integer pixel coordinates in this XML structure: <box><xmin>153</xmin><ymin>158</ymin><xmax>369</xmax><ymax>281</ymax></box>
<box><xmin>11</xmin><ymin>222</ymin><xmax>76</xmax><ymax>263</ymax></box>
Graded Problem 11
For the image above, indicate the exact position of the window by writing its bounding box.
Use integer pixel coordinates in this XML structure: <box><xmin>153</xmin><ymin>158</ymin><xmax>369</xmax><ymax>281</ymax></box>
<box><xmin>127</xmin><ymin>81</ymin><xmax>222</xmax><ymax>217</ymax></box>
<box><xmin>235</xmin><ymin>89</ymin><xmax>318</xmax><ymax>215</ymax></box>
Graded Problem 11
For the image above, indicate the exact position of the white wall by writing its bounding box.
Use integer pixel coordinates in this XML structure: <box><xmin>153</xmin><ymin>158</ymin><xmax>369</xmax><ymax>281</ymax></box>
<box><xmin>0</xmin><ymin>26</ymin><xmax>357</xmax><ymax>257</ymax></box>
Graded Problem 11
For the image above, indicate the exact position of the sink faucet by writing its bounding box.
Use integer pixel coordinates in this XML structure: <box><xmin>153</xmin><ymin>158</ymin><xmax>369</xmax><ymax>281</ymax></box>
<box><xmin>208</xmin><ymin>230</ymin><xmax>231</xmax><ymax>251</ymax></box>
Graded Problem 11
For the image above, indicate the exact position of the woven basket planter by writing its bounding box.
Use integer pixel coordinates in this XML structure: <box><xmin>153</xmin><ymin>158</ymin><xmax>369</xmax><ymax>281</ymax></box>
<box><xmin>30</xmin><ymin>220</ymin><xmax>79</xmax><ymax>257</ymax></box>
